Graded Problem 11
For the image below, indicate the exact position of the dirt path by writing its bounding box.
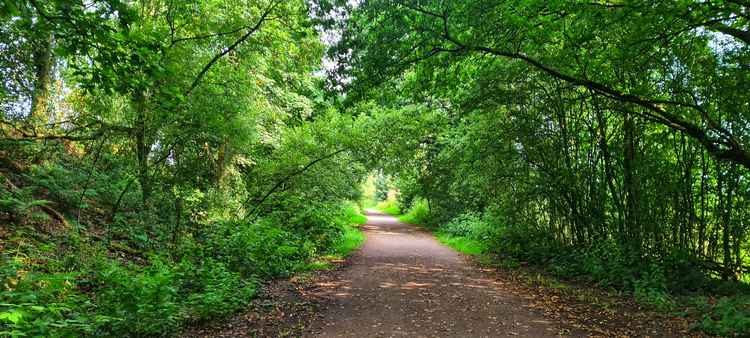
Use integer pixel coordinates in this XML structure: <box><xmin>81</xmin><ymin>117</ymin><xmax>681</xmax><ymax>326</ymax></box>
<box><xmin>305</xmin><ymin>210</ymin><xmax>574</xmax><ymax>337</ymax></box>
<box><xmin>185</xmin><ymin>210</ymin><xmax>699</xmax><ymax>337</ymax></box>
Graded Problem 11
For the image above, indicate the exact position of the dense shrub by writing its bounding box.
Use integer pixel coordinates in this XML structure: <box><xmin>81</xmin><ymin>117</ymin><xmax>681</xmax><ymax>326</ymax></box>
<box><xmin>206</xmin><ymin>220</ymin><xmax>315</xmax><ymax>279</ymax></box>
<box><xmin>342</xmin><ymin>202</ymin><xmax>367</xmax><ymax>225</ymax></box>
<box><xmin>180</xmin><ymin>260</ymin><xmax>256</xmax><ymax>321</ymax></box>
<box><xmin>1</xmin><ymin>200</ymin><xmax>365</xmax><ymax>337</ymax></box>
<box><xmin>378</xmin><ymin>192</ymin><xmax>749</xmax><ymax>336</ymax></box>
<box><xmin>0</xmin><ymin>260</ymin><xmax>104</xmax><ymax>337</ymax></box>
<box><xmin>95</xmin><ymin>259</ymin><xmax>181</xmax><ymax>336</ymax></box>
<box><xmin>376</xmin><ymin>198</ymin><xmax>400</xmax><ymax>216</ymax></box>
<box><xmin>697</xmin><ymin>296</ymin><xmax>750</xmax><ymax>336</ymax></box>
<box><xmin>439</xmin><ymin>212</ymin><xmax>497</xmax><ymax>241</ymax></box>
<box><xmin>399</xmin><ymin>198</ymin><xmax>430</xmax><ymax>226</ymax></box>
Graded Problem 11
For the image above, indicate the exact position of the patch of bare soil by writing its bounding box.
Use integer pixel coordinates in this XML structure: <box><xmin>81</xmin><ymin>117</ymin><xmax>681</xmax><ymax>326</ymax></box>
<box><xmin>182</xmin><ymin>269</ymin><xmax>337</xmax><ymax>338</ymax></box>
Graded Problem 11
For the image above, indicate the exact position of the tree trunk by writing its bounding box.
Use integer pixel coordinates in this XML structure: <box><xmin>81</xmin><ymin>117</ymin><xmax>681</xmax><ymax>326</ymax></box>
<box><xmin>216</xmin><ymin>139</ymin><xmax>227</xmax><ymax>185</ymax></box>
<box><xmin>134</xmin><ymin>90</ymin><xmax>151</xmax><ymax>206</ymax></box>
<box><xmin>698</xmin><ymin>150</ymin><xmax>708</xmax><ymax>255</ymax></box>
<box><xmin>623</xmin><ymin>111</ymin><xmax>640</xmax><ymax>256</ymax></box>
<box><xmin>721</xmin><ymin>163</ymin><xmax>738</xmax><ymax>280</ymax></box>
<box><xmin>30</xmin><ymin>31</ymin><xmax>53</xmax><ymax>124</ymax></box>
<box><xmin>594</xmin><ymin>103</ymin><xmax>624</xmax><ymax>238</ymax></box>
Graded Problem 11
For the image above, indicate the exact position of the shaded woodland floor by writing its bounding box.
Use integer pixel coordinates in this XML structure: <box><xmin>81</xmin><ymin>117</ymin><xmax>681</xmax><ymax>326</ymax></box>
<box><xmin>184</xmin><ymin>211</ymin><xmax>705</xmax><ymax>337</ymax></box>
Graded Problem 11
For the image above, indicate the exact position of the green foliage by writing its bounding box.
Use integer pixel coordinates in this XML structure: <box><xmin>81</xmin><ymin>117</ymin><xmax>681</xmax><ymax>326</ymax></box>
<box><xmin>0</xmin><ymin>184</ymin><xmax>49</xmax><ymax>224</ymax></box>
<box><xmin>0</xmin><ymin>196</ymin><xmax>363</xmax><ymax>337</ymax></box>
<box><xmin>319</xmin><ymin>5</ymin><xmax>750</xmax><ymax>335</ymax></box>
<box><xmin>376</xmin><ymin>199</ymin><xmax>400</xmax><ymax>216</ymax></box>
<box><xmin>696</xmin><ymin>296</ymin><xmax>750</xmax><ymax>336</ymax></box>
<box><xmin>435</xmin><ymin>233</ymin><xmax>487</xmax><ymax>257</ymax></box>
<box><xmin>343</xmin><ymin>202</ymin><xmax>367</xmax><ymax>226</ymax></box>
<box><xmin>95</xmin><ymin>260</ymin><xmax>181</xmax><ymax>336</ymax></box>
<box><xmin>326</xmin><ymin>202</ymin><xmax>366</xmax><ymax>258</ymax></box>
<box><xmin>0</xmin><ymin>260</ymin><xmax>106</xmax><ymax>337</ymax></box>
<box><xmin>374</xmin><ymin>173</ymin><xmax>389</xmax><ymax>202</ymax></box>
<box><xmin>633</xmin><ymin>265</ymin><xmax>674</xmax><ymax>311</ymax></box>
<box><xmin>398</xmin><ymin>198</ymin><xmax>429</xmax><ymax>225</ymax></box>
<box><xmin>330</xmin><ymin>224</ymin><xmax>365</xmax><ymax>259</ymax></box>
<box><xmin>4</xmin><ymin>0</ymin><xmax>750</xmax><ymax>335</ymax></box>
<box><xmin>181</xmin><ymin>260</ymin><xmax>256</xmax><ymax>321</ymax></box>
<box><xmin>1</xmin><ymin>0</ymin><xmax>373</xmax><ymax>337</ymax></box>
<box><xmin>439</xmin><ymin>212</ymin><xmax>497</xmax><ymax>242</ymax></box>
<box><xmin>205</xmin><ymin>220</ymin><xmax>315</xmax><ymax>279</ymax></box>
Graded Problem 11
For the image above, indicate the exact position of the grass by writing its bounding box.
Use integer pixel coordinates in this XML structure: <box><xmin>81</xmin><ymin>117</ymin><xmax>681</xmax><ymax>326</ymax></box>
<box><xmin>435</xmin><ymin>232</ymin><xmax>487</xmax><ymax>256</ymax></box>
<box><xmin>332</xmin><ymin>224</ymin><xmax>366</xmax><ymax>258</ymax></box>
<box><xmin>376</xmin><ymin>199</ymin><xmax>400</xmax><ymax>216</ymax></box>
<box><xmin>398</xmin><ymin>198</ymin><xmax>429</xmax><ymax>225</ymax></box>
<box><xmin>301</xmin><ymin>202</ymin><xmax>367</xmax><ymax>271</ymax></box>
<box><xmin>302</xmin><ymin>225</ymin><xmax>364</xmax><ymax>271</ymax></box>
<box><xmin>332</xmin><ymin>202</ymin><xmax>367</xmax><ymax>258</ymax></box>
<box><xmin>350</xmin><ymin>213</ymin><xmax>367</xmax><ymax>225</ymax></box>
<box><xmin>300</xmin><ymin>223</ymin><xmax>364</xmax><ymax>271</ymax></box>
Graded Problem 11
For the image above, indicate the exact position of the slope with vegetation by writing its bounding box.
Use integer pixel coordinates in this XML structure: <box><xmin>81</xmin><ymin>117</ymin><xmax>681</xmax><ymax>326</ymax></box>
<box><xmin>0</xmin><ymin>1</ymin><xmax>369</xmax><ymax>336</ymax></box>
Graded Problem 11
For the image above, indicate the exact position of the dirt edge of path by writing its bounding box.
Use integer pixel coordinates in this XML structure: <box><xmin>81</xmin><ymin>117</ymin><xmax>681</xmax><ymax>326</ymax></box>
<box><xmin>181</xmin><ymin>259</ymin><xmax>350</xmax><ymax>338</ymax></box>
<box><xmin>459</xmin><ymin>254</ymin><xmax>706</xmax><ymax>337</ymax></box>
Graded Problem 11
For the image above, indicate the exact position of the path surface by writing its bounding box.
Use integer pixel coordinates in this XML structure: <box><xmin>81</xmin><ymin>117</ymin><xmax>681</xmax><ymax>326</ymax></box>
<box><xmin>306</xmin><ymin>210</ymin><xmax>569</xmax><ymax>337</ymax></box>
<box><xmin>184</xmin><ymin>210</ymin><xmax>698</xmax><ymax>337</ymax></box>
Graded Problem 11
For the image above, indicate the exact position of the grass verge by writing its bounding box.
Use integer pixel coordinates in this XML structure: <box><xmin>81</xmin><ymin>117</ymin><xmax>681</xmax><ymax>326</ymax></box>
<box><xmin>304</xmin><ymin>203</ymin><xmax>367</xmax><ymax>271</ymax></box>
<box><xmin>376</xmin><ymin>199</ymin><xmax>400</xmax><ymax>216</ymax></box>
<box><xmin>434</xmin><ymin>232</ymin><xmax>487</xmax><ymax>256</ymax></box>
<box><xmin>398</xmin><ymin>198</ymin><xmax>429</xmax><ymax>225</ymax></box>
<box><xmin>332</xmin><ymin>224</ymin><xmax>366</xmax><ymax>258</ymax></box>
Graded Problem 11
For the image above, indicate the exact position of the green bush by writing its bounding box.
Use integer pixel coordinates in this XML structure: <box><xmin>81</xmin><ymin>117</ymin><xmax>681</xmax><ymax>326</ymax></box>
<box><xmin>95</xmin><ymin>259</ymin><xmax>181</xmax><ymax>337</ymax></box>
<box><xmin>289</xmin><ymin>210</ymin><xmax>345</xmax><ymax>253</ymax></box>
<box><xmin>661</xmin><ymin>250</ymin><xmax>708</xmax><ymax>292</ymax></box>
<box><xmin>0</xmin><ymin>185</ymin><xmax>50</xmax><ymax>224</ymax></box>
<box><xmin>206</xmin><ymin>220</ymin><xmax>314</xmax><ymax>279</ymax></box>
<box><xmin>180</xmin><ymin>259</ymin><xmax>256</xmax><ymax>321</ymax></box>
<box><xmin>399</xmin><ymin>198</ymin><xmax>429</xmax><ymax>225</ymax></box>
<box><xmin>435</xmin><ymin>233</ymin><xmax>488</xmax><ymax>256</ymax></box>
<box><xmin>0</xmin><ymin>260</ymin><xmax>105</xmax><ymax>337</ymax></box>
<box><xmin>329</xmin><ymin>223</ymin><xmax>365</xmax><ymax>258</ymax></box>
<box><xmin>440</xmin><ymin>212</ymin><xmax>498</xmax><ymax>241</ymax></box>
<box><xmin>1</xmin><ymin>196</ymin><xmax>363</xmax><ymax>337</ymax></box>
<box><xmin>342</xmin><ymin>202</ymin><xmax>367</xmax><ymax>225</ymax></box>
<box><xmin>376</xmin><ymin>198</ymin><xmax>400</xmax><ymax>216</ymax></box>
<box><xmin>696</xmin><ymin>296</ymin><xmax>750</xmax><ymax>336</ymax></box>
<box><xmin>633</xmin><ymin>264</ymin><xmax>673</xmax><ymax>311</ymax></box>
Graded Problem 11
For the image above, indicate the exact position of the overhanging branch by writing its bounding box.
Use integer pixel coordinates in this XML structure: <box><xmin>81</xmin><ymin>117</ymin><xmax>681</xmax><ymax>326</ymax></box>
<box><xmin>185</xmin><ymin>1</ymin><xmax>281</xmax><ymax>95</ymax></box>
<box><xmin>241</xmin><ymin>148</ymin><xmax>348</xmax><ymax>219</ymax></box>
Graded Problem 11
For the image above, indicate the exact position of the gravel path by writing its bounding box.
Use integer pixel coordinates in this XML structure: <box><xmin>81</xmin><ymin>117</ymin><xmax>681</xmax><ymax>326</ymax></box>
<box><xmin>306</xmin><ymin>210</ymin><xmax>574</xmax><ymax>337</ymax></box>
<box><xmin>184</xmin><ymin>210</ymin><xmax>699</xmax><ymax>337</ymax></box>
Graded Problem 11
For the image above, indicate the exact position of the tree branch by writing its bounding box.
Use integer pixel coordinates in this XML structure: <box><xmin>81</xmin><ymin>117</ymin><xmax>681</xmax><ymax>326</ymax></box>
<box><xmin>185</xmin><ymin>1</ymin><xmax>280</xmax><ymax>95</ymax></box>
<box><xmin>241</xmin><ymin>148</ymin><xmax>347</xmax><ymax>219</ymax></box>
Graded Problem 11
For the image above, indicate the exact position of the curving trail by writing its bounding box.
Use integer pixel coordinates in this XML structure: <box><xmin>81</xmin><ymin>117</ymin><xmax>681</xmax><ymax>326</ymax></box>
<box><xmin>307</xmin><ymin>210</ymin><xmax>573</xmax><ymax>337</ymax></box>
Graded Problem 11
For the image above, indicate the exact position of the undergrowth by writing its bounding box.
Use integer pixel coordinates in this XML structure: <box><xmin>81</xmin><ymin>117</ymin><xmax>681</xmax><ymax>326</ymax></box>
<box><xmin>435</xmin><ymin>233</ymin><xmax>487</xmax><ymax>256</ymax></box>
<box><xmin>398</xmin><ymin>198</ymin><xmax>429</xmax><ymax>225</ymax></box>
<box><xmin>327</xmin><ymin>203</ymin><xmax>367</xmax><ymax>260</ymax></box>
<box><xmin>376</xmin><ymin>198</ymin><xmax>400</xmax><ymax>216</ymax></box>
<box><xmin>0</xmin><ymin>193</ymin><xmax>366</xmax><ymax>337</ymax></box>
